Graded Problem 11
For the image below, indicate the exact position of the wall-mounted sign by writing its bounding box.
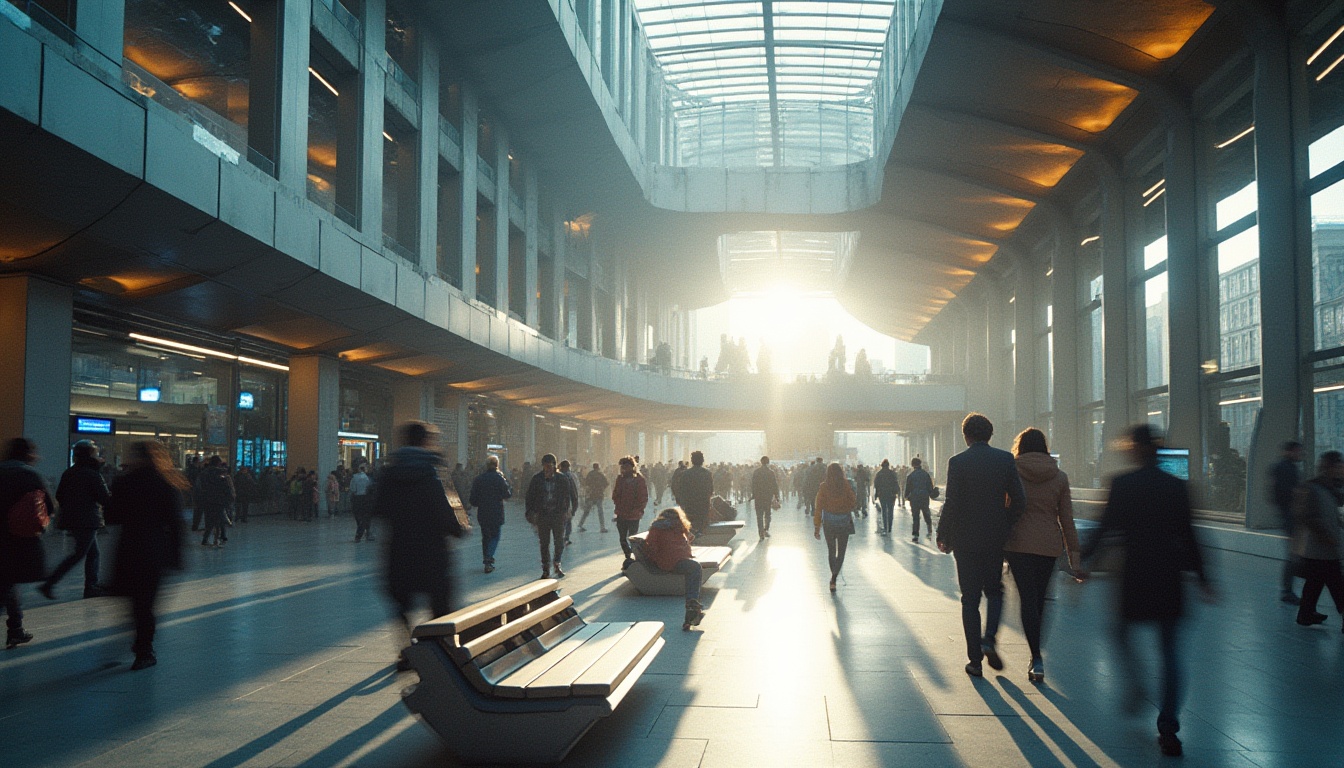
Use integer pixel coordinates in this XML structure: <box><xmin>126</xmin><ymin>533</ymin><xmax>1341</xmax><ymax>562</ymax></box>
<box><xmin>138</xmin><ymin>387</ymin><xmax>161</xmax><ymax>402</ymax></box>
<box><xmin>238</xmin><ymin>391</ymin><xmax>255</xmax><ymax>410</ymax></box>
<box><xmin>71</xmin><ymin>416</ymin><xmax>115</xmax><ymax>435</ymax></box>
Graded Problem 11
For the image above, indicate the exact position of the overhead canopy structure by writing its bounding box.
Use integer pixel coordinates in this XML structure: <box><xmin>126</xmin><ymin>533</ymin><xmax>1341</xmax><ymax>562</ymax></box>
<box><xmin>718</xmin><ymin>230</ymin><xmax>857</xmax><ymax>295</ymax></box>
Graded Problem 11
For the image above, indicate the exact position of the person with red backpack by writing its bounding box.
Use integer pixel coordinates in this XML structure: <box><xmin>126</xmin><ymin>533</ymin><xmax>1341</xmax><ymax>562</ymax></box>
<box><xmin>0</xmin><ymin>437</ymin><xmax>56</xmax><ymax>649</ymax></box>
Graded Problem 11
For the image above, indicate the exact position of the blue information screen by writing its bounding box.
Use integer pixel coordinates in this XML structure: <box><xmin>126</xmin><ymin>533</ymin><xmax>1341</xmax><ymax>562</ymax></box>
<box><xmin>1156</xmin><ymin>448</ymin><xmax>1190</xmax><ymax>480</ymax></box>
<box><xmin>71</xmin><ymin>416</ymin><xmax>115</xmax><ymax>435</ymax></box>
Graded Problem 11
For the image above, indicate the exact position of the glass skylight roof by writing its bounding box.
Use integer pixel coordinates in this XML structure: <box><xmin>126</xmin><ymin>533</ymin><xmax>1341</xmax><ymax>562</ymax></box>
<box><xmin>719</xmin><ymin>230</ymin><xmax>859</xmax><ymax>295</ymax></box>
<box><xmin>635</xmin><ymin>0</ymin><xmax>900</xmax><ymax>167</ymax></box>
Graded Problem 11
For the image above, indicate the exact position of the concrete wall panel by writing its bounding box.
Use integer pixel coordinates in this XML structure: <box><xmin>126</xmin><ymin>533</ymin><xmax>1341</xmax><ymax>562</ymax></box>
<box><xmin>219</xmin><ymin>162</ymin><xmax>276</xmax><ymax>245</ymax></box>
<box><xmin>0</xmin><ymin>16</ymin><xmax>41</xmax><ymax>123</ymax></box>
<box><xmin>275</xmin><ymin>191</ymin><xmax>320</xmax><ymax>267</ymax></box>
<box><xmin>319</xmin><ymin>221</ymin><xmax>362</xmax><ymax>287</ymax></box>
<box><xmin>396</xmin><ymin>262</ymin><xmax>425</xmax><ymax>316</ymax></box>
<box><xmin>360</xmin><ymin>247</ymin><xmax>397</xmax><ymax>304</ymax></box>
<box><xmin>144</xmin><ymin>108</ymin><xmax>220</xmax><ymax>216</ymax></box>
<box><xmin>425</xmin><ymin>279</ymin><xmax>452</xmax><ymax>329</ymax></box>
<box><xmin>41</xmin><ymin>52</ymin><xmax>144</xmax><ymax>177</ymax></box>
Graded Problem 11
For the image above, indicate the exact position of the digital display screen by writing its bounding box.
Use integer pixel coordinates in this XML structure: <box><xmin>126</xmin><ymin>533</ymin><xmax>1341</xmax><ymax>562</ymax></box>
<box><xmin>238</xmin><ymin>391</ymin><xmax>255</xmax><ymax>410</ymax></box>
<box><xmin>138</xmin><ymin>387</ymin><xmax>161</xmax><ymax>402</ymax></box>
<box><xmin>1156</xmin><ymin>448</ymin><xmax>1190</xmax><ymax>480</ymax></box>
<box><xmin>71</xmin><ymin>416</ymin><xmax>115</xmax><ymax>435</ymax></box>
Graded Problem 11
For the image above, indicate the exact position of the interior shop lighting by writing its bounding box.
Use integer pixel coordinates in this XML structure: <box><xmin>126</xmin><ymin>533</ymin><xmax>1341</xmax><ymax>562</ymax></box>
<box><xmin>1217</xmin><ymin>395</ymin><xmax>1261</xmax><ymax>406</ymax></box>
<box><xmin>559</xmin><ymin>425</ymin><xmax>579</xmax><ymax>431</ymax></box>
<box><xmin>229</xmin><ymin>1</ymin><xmax>252</xmax><ymax>23</ymax></box>
<box><xmin>1314</xmin><ymin>383</ymin><xmax>1344</xmax><ymax>394</ymax></box>
<box><xmin>338</xmin><ymin>431</ymin><xmax>380</xmax><ymax>440</ymax></box>
<box><xmin>129</xmin><ymin>333</ymin><xmax>289</xmax><ymax>371</ymax></box>
<box><xmin>383</xmin><ymin>131</ymin><xmax>395</xmax><ymax>142</ymax></box>
<box><xmin>1142</xmin><ymin>188</ymin><xmax>1167</xmax><ymax>207</ymax></box>
<box><xmin>309</xmin><ymin>67</ymin><xmax>339</xmax><ymax>96</ymax></box>
<box><xmin>1142</xmin><ymin>179</ymin><xmax>1166</xmax><ymax>198</ymax></box>
<box><xmin>1310</xmin><ymin>25</ymin><xmax>1344</xmax><ymax>65</ymax></box>
<box><xmin>1214</xmin><ymin>125</ymin><xmax>1255</xmax><ymax>149</ymax></box>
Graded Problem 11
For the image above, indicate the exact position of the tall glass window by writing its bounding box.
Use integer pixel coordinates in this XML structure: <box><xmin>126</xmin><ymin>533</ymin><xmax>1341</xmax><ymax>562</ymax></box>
<box><xmin>1308</xmin><ymin>12</ymin><xmax>1344</xmax><ymax>460</ymax></box>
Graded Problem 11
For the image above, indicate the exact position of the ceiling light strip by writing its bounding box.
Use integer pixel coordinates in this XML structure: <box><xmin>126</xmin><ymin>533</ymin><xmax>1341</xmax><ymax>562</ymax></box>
<box><xmin>1309</xmin><ymin>24</ymin><xmax>1344</xmax><ymax>66</ymax></box>
<box><xmin>129</xmin><ymin>333</ymin><xmax>289</xmax><ymax>371</ymax></box>
<box><xmin>1214</xmin><ymin>125</ymin><xmax>1255</xmax><ymax>149</ymax></box>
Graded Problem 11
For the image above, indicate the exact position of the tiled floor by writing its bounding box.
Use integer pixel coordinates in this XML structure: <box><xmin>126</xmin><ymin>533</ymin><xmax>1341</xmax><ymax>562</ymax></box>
<box><xmin>3</xmin><ymin>499</ymin><xmax>1342</xmax><ymax>767</ymax></box>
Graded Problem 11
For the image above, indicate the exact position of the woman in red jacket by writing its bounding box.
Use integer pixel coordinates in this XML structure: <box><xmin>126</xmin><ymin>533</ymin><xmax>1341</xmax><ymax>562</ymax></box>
<box><xmin>611</xmin><ymin>456</ymin><xmax>649</xmax><ymax>570</ymax></box>
<box><xmin>644</xmin><ymin>507</ymin><xmax>705</xmax><ymax>630</ymax></box>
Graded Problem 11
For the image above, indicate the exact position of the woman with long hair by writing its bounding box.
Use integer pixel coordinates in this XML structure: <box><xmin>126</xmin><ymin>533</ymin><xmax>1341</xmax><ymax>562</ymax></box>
<box><xmin>1004</xmin><ymin>428</ymin><xmax>1082</xmax><ymax>683</ymax></box>
<box><xmin>106</xmin><ymin>441</ymin><xmax>187</xmax><ymax>670</ymax></box>
<box><xmin>814</xmin><ymin>462</ymin><xmax>857</xmax><ymax>592</ymax></box>
<box><xmin>643</xmin><ymin>507</ymin><xmax>705</xmax><ymax>630</ymax></box>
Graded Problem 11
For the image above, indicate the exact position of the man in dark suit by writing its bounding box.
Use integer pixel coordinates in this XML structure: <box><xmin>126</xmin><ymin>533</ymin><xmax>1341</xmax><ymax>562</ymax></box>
<box><xmin>1270</xmin><ymin>440</ymin><xmax>1305</xmax><ymax>604</ymax></box>
<box><xmin>937</xmin><ymin>413</ymin><xmax>1027</xmax><ymax>677</ymax></box>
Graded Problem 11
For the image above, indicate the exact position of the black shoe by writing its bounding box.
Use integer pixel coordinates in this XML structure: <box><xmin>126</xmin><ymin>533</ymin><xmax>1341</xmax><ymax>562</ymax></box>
<box><xmin>484</xmin><ymin>564</ymin><xmax>495</xmax><ymax>574</ymax></box>
<box><xmin>1297</xmin><ymin>612</ymin><xmax>1328</xmax><ymax>626</ymax></box>
<box><xmin>622</xmin><ymin>558</ymin><xmax>634</xmax><ymax>571</ymax></box>
<box><xmin>38</xmin><ymin>583</ymin><xmax>55</xmax><ymax>600</ymax></box>
<box><xmin>6</xmin><ymin>630</ymin><xmax>34</xmax><ymax>650</ymax></box>
<box><xmin>83</xmin><ymin>585</ymin><xmax>107</xmax><ymax>599</ymax></box>
<box><xmin>912</xmin><ymin>536</ymin><xmax>918</xmax><ymax>543</ymax></box>
<box><xmin>395</xmin><ymin>655</ymin><xmax>411</xmax><ymax>672</ymax></box>
<box><xmin>1281</xmin><ymin>592</ymin><xmax>1301</xmax><ymax>605</ymax></box>
<box><xmin>964</xmin><ymin>661</ymin><xmax>983</xmax><ymax>677</ymax></box>
<box><xmin>130</xmin><ymin>652</ymin><xmax>157</xmax><ymax>671</ymax></box>
<box><xmin>553</xmin><ymin>563</ymin><xmax>566</xmax><ymax>578</ymax></box>
<box><xmin>982</xmin><ymin>641</ymin><xmax>1003</xmax><ymax>671</ymax></box>
<box><xmin>541</xmin><ymin>568</ymin><xmax>551</xmax><ymax>579</ymax></box>
<box><xmin>1158</xmin><ymin>733</ymin><xmax>1182</xmax><ymax>757</ymax></box>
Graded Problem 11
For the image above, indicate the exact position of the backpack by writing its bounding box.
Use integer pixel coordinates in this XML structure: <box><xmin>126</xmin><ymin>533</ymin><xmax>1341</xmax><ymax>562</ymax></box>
<box><xmin>8</xmin><ymin>490</ymin><xmax>50</xmax><ymax>537</ymax></box>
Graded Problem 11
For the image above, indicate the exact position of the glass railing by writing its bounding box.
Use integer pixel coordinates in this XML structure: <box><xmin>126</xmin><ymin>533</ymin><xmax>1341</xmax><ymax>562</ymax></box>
<box><xmin>6</xmin><ymin>0</ymin><xmax>119</xmax><ymax>70</ymax></box>
<box><xmin>385</xmin><ymin>52</ymin><xmax>420</xmax><ymax>101</ymax></box>
<box><xmin>478</xmin><ymin>157</ymin><xmax>497</xmax><ymax>183</ymax></box>
<box><xmin>439</xmin><ymin>119</ymin><xmax>462</xmax><ymax>149</ymax></box>
<box><xmin>383</xmin><ymin>233</ymin><xmax>417</xmax><ymax>263</ymax></box>
<box><xmin>315</xmin><ymin>0</ymin><xmax>362</xmax><ymax>42</ymax></box>
<box><xmin>509</xmin><ymin>189</ymin><xmax>524</xmax><ymax>212</ymax></box>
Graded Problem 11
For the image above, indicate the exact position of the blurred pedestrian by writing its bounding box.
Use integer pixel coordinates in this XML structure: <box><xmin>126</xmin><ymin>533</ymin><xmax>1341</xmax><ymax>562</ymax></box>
<box><xmin>1291</xmin><ymin>450</ymin><xmax>1344</xmax><ymax>631</ymax></box>
<box><xmin>43</xmin><ymin>439</ymin><xmax>111</xmax><ymax>599</ymax></box>
<box><xmin>0</xmin><ymin>438</ymin><xmax>54</xmax><ymax>649</ymax></box>
<box><xmin>1271</xmin><ymin>441</ymin><xmax>1305</xmax><ymax>604</ymax></box>
<box><xmin>376</xmin><ymin>422</ymin><xmax>466</xmax><ymax>671</ymax></box>
<box><xmin>1081</xmin><ymin>424</ymin><xmax>1214</xmax><ymax>758</ymax></box>
<box><xmin>469</xmin><ymin>455</ymin><xmax>512</xmax><ymax>574</ymax></box>
<box><xmin>106</xmin><ymin>441</ymin><xmax>187</xmax><ymax>669</ymax></box>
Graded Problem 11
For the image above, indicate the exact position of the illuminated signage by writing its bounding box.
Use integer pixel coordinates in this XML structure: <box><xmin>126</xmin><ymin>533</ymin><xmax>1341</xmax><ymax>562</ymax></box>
<box><xmin>138</xmin><ymin>387</ymin><xmax>161</xmax><ymax>402</ymax></box>
<box><xmin>238</xmin><ymin>391</ymin><xmax>255</xmax><ymax>410</ymax></box>
<box><xmin>71</xmin><ymin>416</ymin><xmax>115</xmax><ymax>435</ymax></box>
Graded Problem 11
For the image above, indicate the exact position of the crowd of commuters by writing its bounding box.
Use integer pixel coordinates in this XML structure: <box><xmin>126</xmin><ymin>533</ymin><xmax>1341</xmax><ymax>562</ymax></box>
<box><xmin>5</xmin><ymin>410</ymin><xmax>1344</xmax><ymax>760</ymax></box>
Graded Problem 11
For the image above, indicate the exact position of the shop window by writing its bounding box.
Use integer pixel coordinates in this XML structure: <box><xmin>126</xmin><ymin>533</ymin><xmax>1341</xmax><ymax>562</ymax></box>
<box><xmin>437</xmin><ymin>160</ymin><xmax>463</xmax><ymax>286</ymax></box>
<box><xmin>382</xmin><ymin>106</ymin><xmax>419</xmax><ymax>257</ymax></box>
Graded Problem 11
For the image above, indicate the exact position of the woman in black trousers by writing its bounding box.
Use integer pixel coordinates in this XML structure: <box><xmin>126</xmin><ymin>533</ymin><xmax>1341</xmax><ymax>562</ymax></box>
<box><xmin>106</xmin><ymin>441</ymin><xmax>186</xmax><ymax>670</ymax></box>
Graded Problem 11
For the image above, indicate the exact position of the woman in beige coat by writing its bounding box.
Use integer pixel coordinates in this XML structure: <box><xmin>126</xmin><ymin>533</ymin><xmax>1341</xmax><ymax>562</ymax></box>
<box><xmin>1004</xmin><ymin>428</ymin><xmax>1083</xmax><ymax>683</ymax></box>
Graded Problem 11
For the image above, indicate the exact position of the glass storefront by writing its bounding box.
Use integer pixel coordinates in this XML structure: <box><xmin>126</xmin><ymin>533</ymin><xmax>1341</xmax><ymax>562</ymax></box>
<box><xmin>70</xmin><ymin>325</ymin><xmax>287</xmax><ymax>472</ymax></box>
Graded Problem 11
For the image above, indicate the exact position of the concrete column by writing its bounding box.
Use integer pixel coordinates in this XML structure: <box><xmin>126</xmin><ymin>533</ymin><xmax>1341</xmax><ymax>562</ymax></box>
<box><xmin>1012</xmin><ymin>253</ymin><xmax>1038</xmax><ymax>436</ymax></box>
<box><xmin>1098</xmin><ymin>161</ymin><xmax>1133</xmax><ymax>463</ymax></box>
<box><xmin>460</xmin><ymin>90</ymin><xmax>479</xmax><ymax>297</ymax></box>
<box><xmin>1246</xmin><ymin>14</ymin><xmax>1309</xmax><ymax>528</ymax></box>
<box><xmin>274</xmin><ymin>0</ymin><xmax>312</xmax><ymax>191</ymax></box>
<box><xmin>1165</xmin><ymin>112</ymin><xmax>1206</xmax><ymax>495</ymax></box>
<box><xmin>0</xmin><ymin>276</ymin><xmax>72</xmax><ymax>483</ymax></box>
<box><xmin>357</xmin><ymin>0</ymin><xmax>387</xmax><ymax>238</ymax></box>
<box><xmin>456</xmin><ymin>393</ymin><xmax>470</xmax><ymax>467</ymax></box>
<box><xmin>494</xmin><ymin>128</ymin><xmax>511</xmax><ymax>314</ymax></box>
<box><xmin>392</xmin><ymin>380</ymin><xmax>432</xmax><ymax>426</ymax></box>
<box><xmin>286</xmin><ymin>355</ymin><xmax>339</xmax><ymax>478</ymax></box>
<box><xmin>1050</xmin><ymin>218</ymin><xmax>1082</xmax><ymax>478</ymax></box>
<box><xmin>246</xmin><ymin>1</ymin><xmax>283</xmax><ymax>173</ymax></box>
<box><xmin>552</xmin><ymin>215</ymin><xmax>567</xmax><ymax>341</ymax></box>
<box><xmin>523</xmin><ymin>412</ymin><xmax>538</xmax><ymax>467</ymax></box>
<box><xmin>416</xmin><ymin>40</ymin><xmax>441</xmax><ymax>272</ymax></box>
<box><xmin>524</xmin><ymin>169</ymin><xmax>540</xmax><ymax>327</ymax></box>
<box><xmin>74</xmin><ymin>0</ymin><xmax>124</xmax><ymax>72</ymax></box>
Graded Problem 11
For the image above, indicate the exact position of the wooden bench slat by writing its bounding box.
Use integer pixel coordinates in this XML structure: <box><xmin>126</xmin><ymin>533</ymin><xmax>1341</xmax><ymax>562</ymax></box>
<box><xmin>522</xmin><ymin>622</ymin><xmax>634</xmax><ymax>699</ymax></box>
<box><xmin>413</xmin><ymin>579</ymin><xmax>560</xmax><ymax>638</ymax></box>
<box><xmin>571</xmin><ymin>622</ymin><xmax>664</xmax><ymax>697</ymax></box>
<box><xmin>490</xmin><ymin>622</ymin><xmax>607</xmax><ymax>698</ymax></box>
<box><xmin>456</xmin><ymin>595</ymin><xmax>575</xmax><ymax>662</ymax></box>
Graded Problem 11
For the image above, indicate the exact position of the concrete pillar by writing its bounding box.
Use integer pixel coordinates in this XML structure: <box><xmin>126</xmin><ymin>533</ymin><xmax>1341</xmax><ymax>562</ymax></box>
<box><xmin>74</xmin><ymin>0</ymin><xmax>124</xmax><ymax>72</ymax></box>
<box><xmin>286</xmin><ymin>355</ymin><xmax>339</xmax><ymax>477</ymax></box>
<box><xmin>357</xmin><ymin>0</ymin><xmax>387</xmax><ymax>238</ymax></box>
<box><xmin>392</xmin><ymin>380</ymin><xmax>433</xmax><ymax>426</ymax></box>
<box><xmin>1050</xmin><ymin>218</ymin><xmax>1082</xmax><ymax>478</ymax></box>
<box><xmin>552</xmin><ymin>215</ymin><xmax>566</xmax><ymax>341</ymax></box>
<box><xmin>1247</xmin><ymin>13</ymin><xmax>1309</xmax><ymax>528</ymax></box>
<box><xmin>416</xmin><ymin>40</ymin><xmax>441</xmax><ymax>272</ymax></box>
<box><xmin>459</xmin><ymin>91</ymin><xmax>479</xmax><ymax>296</ymax></box>
<box><xmin>494</xmin><ymin>128</ymin><xmax>510</xmax><ymax>314</ymax></box>
<box><xmin>524</xmin><ymin>169</ymin><xmax>540</xmax><ymax>327</ymax></box>
<box><xmin>1012</xmin><ymin>253</ymin><xmax>1038</xmax><ymax>436</ymax></box>
<box><xmin>0</xmin><ymin>276</ymin><xmax>72</xmax><ymax>483</ymax></box>
<box><xmin>246</xmin><ymin>0</ymin><xmax>283</xmax><ymax>174</ymax></box>
<box><xmin>274</xmin><ymin>0</ymin><xmax>312</xmax><ymax>191</ymax></box>
<box><xmin>1165</xmin><ymin>112</ymin><xmax>1206</xmax><ymax>495</ymax></box>
<box><xmin>523</xmin><ymin>412</ymin><xmax>538</xmax><ymax>467</ymax></box>
<box><xmin>456</xmin><ymin>393</ymin><xmax>470</xmax><ymax>467</ymax></box>
<box><xmin>1098</xmin><ymin>161</ymin><xmax>1133</xmax><ymax>471</ymax></box>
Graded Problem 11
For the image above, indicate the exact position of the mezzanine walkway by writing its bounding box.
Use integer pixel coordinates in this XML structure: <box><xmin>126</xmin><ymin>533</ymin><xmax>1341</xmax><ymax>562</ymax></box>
<box><xmin>2</xmin><ymin>499</ymin><xmax>1340</xmax><ymax>768</ymax></box>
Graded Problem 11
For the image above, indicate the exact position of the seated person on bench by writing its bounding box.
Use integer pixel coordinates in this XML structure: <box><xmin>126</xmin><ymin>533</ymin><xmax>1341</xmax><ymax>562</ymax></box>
<box><xmin>644</xmin><ymin>508</ymin><xmax>706</xmax><ymax>629</ymax></box>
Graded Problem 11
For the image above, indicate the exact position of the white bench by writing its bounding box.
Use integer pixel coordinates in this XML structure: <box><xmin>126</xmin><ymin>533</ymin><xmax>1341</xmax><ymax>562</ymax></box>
<box><xmin>622</xmin><ymin>531</ymin><xmax>732</xmax><ymax>596</ymax></box>
<box><xmin>401</xmin><ymin>579</ymin><xmax>664</xmax><ymax>764</ymax></box>
<box><xmin>695</xmin><ymin>519</ymin><xmax>746</xmax><ymax>546</ymax></box>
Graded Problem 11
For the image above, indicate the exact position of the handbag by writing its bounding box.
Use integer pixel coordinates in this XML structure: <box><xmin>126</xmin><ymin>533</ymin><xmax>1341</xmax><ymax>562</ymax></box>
<box><xmin>821</xmin><ymin>511</ymin><xmax>855</xmax><ymax>536</ymax></box>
